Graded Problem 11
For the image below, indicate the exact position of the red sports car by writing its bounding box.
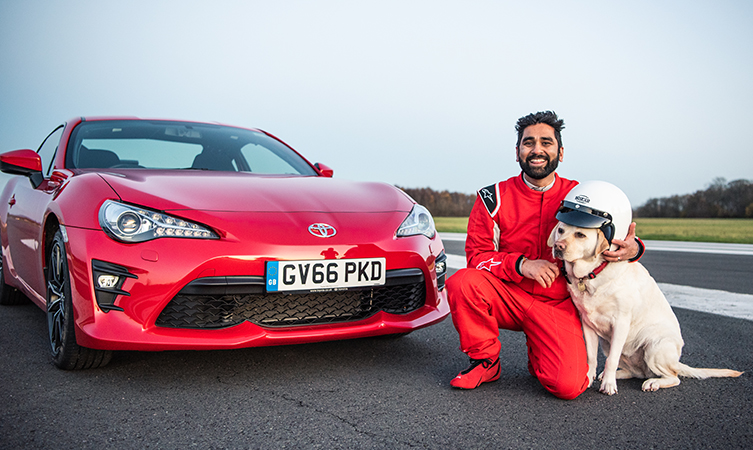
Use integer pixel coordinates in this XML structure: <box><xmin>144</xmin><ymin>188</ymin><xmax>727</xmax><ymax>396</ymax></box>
<box><xmin>0</xmin><ymin>117</ymin><xmax>449</xmax><ymax>369</ymax></box>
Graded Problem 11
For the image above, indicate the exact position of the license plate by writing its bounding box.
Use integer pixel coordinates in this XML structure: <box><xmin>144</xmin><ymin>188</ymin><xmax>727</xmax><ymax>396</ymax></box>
<box><xmin>266</xmin><ymin>258</ymin><xmax>386</xmax><ymax>293</ymax></box>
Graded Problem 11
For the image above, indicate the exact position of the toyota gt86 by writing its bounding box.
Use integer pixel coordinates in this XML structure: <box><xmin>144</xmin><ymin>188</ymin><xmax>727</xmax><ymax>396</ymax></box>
<box><xmin>0</xmin><ymin>117</ymin><xmax>449</xmax><ymax>369</ymax></box>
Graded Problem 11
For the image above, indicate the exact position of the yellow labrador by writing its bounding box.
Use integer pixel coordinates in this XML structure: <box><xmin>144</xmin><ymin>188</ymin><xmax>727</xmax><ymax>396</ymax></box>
<box><xmin>548</xmin><ymin>222</ymin><xmax>743</xmax><ymax>395</ymax></box>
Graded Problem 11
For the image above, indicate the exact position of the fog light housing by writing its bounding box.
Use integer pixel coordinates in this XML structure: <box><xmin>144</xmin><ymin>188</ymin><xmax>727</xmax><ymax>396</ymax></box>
<box><xmin>435</xmin><ymin>251</ymin><xmax>447</xmax><ymax>291</ymax></box>
<box><xmin>92</xmin><ymin>260</ymin><xmax>138</xmax><ymax>312</ymax></box>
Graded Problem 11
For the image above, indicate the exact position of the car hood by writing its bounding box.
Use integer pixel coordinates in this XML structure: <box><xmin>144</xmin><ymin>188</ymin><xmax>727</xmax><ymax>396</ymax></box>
<box><xmin>96</xmin><ymin>171</ymin><xmax>414</xmax><ymax>213</ymax></box>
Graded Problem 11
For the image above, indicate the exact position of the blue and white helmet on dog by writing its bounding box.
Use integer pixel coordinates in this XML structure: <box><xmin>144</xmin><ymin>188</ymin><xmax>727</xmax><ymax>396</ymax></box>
<box><xmin>556</xmin><ymin>181</ymin><xmax>632</xmax><ymax>250</ymax></box>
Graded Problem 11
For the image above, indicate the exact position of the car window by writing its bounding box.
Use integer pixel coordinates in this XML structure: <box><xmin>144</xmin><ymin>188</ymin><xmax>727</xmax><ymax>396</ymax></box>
<box><xmin>241</xmin><ymin>143</ymin><xmax>306</xmax><ymax>174</ymax></box>
<box><xmin>66</xmin><ymin>120</ymin><xmax>317</xmax><ymax>176</ymax></box>
<box><xmin>37</xmin><ymin>125</ymin><xmax>64</xmax><ymax>176</ymax></box>
<box><xmin>79</xmin><ymin>139</ymin><xmax>203</xmax><ymax>169</ymax></box>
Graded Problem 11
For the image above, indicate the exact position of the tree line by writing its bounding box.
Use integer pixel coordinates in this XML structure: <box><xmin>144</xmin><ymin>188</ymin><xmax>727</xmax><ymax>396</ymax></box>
<box><xmin>401</xmin><ymin>178</ymin><xmax>753</xmax><ymax>218</ymax></box>
<box><xmin>397</xmin><ymin>186</ymin><xmax>475</xmax><ymax>217</ymax></box>
<box><xmin>635</xmin><ymin>178</ymin><xmax>753</xmax><ymax>218</ymax></box>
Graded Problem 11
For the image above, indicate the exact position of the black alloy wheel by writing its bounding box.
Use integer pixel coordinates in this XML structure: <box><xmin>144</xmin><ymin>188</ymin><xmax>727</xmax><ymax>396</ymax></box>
<box><xmin>46</xmin><ymin>230</ymin><xmax>112</xmax><ymax>369</ymax></box>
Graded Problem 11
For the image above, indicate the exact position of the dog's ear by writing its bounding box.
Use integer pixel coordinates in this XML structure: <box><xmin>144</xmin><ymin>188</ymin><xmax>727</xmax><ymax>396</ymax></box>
<box><xmin>596</xmin><ymin>229</ymin><xmax>610</xmax><ymax>255</ymax></box>
<box><xmin>547</xmin><ymin>223</ymin><xmax>559</xmax><ymax>248</ymax></box>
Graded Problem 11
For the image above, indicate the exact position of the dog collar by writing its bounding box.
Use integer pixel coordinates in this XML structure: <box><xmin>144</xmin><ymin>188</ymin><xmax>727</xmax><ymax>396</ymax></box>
<box><xmin>561</xmin><ymin>260</ymin><xmax>609</xmax><ymax>291</ymax></box>
<box><xmin>586</xmin><ymin>261</ymin><xmax>610</xmax><ymax>279</ymax></box>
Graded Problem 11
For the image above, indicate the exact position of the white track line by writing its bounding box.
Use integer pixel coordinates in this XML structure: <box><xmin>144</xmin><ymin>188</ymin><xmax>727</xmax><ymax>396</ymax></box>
<box><xmin>440</xmin><ymin>233</ymin><xmax>753</xmax><ymax>321</ymax></box>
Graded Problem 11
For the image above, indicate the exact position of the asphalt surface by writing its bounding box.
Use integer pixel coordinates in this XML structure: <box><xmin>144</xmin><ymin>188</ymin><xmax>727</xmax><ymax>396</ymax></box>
<box><xmin>441</xmin><ymin>237</ymin><xmax>753</xmax><ymax>296</ymax></box>
<box><xmin>1</xmin><ymin>243</ymin><xmax>751</xmax><ymax>449</ymax></box>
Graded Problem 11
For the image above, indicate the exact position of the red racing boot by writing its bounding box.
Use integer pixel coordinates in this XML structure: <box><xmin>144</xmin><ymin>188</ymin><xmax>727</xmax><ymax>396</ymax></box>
<box><xmin>450</xmin><ymin>357</ymin><xmax>500</xmax><ymax>389</ymax></box>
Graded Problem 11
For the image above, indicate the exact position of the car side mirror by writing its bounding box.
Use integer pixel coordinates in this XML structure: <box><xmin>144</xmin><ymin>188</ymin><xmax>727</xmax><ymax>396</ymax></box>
<box><xmin>0</xmin><ymin>149</ymin><xmax>45</xmax><ymax>188</ymax></box>
<box><xmin>314</xmin><ymin>162</ymin><xmax>334</xmax><ymax>178</ymax></box>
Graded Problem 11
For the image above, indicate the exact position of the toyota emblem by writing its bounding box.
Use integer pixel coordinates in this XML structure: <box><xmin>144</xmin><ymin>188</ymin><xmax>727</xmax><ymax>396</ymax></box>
<box><xmin>308</xmin><ymin>223</ymin><xmax>337</xmax><ymax>238</ymax></box>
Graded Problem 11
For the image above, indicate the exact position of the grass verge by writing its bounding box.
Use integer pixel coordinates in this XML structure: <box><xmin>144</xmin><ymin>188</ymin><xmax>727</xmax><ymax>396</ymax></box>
<box><xmin>435</xmin><ymin>217</ymin><xmax>753</xmax><ymax>244</ymax></box>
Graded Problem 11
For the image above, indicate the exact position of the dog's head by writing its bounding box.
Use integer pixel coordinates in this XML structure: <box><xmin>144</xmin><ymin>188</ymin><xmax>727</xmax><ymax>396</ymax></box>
<box><xmin>548</xmin><ymin>221</ymin><xmax>610</xmax><ymax>263</ymax></box>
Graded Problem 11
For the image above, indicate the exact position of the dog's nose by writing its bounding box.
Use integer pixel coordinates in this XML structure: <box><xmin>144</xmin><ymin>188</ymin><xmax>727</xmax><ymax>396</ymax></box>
<box><xmin>554</xmin><ymin>241</ymin><xmax>566</xmax><ymax>251</ymax></box>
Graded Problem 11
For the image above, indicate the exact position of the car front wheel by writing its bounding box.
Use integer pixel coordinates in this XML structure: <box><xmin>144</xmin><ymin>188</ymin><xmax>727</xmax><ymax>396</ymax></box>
<box><xmin>47</xmin><ymin>230</ymin><xmax>112</xmax><ymax>369</ymax></box>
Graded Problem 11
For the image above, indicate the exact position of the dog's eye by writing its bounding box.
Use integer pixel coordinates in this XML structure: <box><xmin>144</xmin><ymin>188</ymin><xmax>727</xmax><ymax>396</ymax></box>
<box><xmin>575</xmin><ymin>232</ymin><xmax>587</xmax><ymax>239</ymax></box>
<box><xmin>558</xmin><ymin>227</ymin><xmax>564</xmax><ymax>235</ymax></box>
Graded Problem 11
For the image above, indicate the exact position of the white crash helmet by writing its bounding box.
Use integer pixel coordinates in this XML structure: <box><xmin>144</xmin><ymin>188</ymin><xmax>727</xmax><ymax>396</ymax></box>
<box><xmin>556</xmin><ymin>180</ymin><xmax>632</xmax><ymax>250</ymax></box>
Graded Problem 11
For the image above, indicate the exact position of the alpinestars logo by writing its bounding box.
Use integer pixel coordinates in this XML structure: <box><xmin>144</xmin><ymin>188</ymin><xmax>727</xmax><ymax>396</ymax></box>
<box><xmin>308</xmin><ymin>223</ymin><xmax>337</xmax><ymax>238</ymax></box>
<box><xmin>476</xmin><ymin>257</ymin><xmax>502</xmax><ymax>272</ymax></box>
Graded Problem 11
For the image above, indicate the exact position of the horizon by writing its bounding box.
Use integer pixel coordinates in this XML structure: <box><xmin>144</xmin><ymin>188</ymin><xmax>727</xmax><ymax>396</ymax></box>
<box><xmin>399</xmin><ymin>176</ymin><xmax>753</xmax><ymax>210</ymax></box>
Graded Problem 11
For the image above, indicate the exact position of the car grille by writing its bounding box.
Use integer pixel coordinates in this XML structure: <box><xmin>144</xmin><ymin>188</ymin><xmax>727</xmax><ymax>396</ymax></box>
<box><xmin>155</xmin><ymin>269</ymin><xmax>426</xmax><ymax>329</ymax></box>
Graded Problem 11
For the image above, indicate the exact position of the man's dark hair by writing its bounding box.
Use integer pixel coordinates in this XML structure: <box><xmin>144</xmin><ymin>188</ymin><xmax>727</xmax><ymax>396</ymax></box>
<box><xmin>515</xmin><ymin>111</ymin><xmax>565</xmax><ymax>149</ymax></box>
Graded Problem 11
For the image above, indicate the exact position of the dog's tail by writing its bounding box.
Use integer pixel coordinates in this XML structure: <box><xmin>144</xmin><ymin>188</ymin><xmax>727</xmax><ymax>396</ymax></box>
<box><xmin>677</xmin><ymin>363</ymin><xmax>743</xmax><ymax>379</ymax></box>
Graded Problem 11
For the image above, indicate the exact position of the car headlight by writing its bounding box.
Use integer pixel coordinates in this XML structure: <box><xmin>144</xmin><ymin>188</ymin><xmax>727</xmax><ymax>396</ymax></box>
<box><xmin>396</xmin><ymin>204</ymin><xmax>436</xmax><ymax>239</ymax></box>
<box><xmin>99</xmin><ymin>200</ymin><xmax>219</xmax><ymax>243</ymax></box>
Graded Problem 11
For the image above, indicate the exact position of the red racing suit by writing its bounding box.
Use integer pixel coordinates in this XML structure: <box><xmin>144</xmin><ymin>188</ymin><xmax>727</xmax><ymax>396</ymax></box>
<box><xmin>446</xmin><ymin>173</ymin><xmax>590</xmax><ymax>399</ymax></box>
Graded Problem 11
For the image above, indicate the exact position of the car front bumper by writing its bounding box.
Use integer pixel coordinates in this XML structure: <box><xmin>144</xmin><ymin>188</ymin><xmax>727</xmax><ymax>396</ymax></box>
<box><xmin>64</xmin><ymin>226</ymin><xmax>449</xmax><ymax>351</ymax></box>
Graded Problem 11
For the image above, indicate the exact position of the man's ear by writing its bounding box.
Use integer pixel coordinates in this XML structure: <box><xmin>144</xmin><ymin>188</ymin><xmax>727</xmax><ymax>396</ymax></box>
<box><xmin>558</xmin><ymin>147</ymin><xmax>564</xmax><ymax>162</ymax></box>
<box><xmin>596</xmin><ymin>230</ymin><xmax>610</xmax><ymax>255</ymax></box>
<box><xmin>547</xmin><ymin>223</ymin><xmax>559</xmax><ymax>248</ymax></box>
<box><xmin>515</xmin><ymin>146</ymin><xmax>520</xmax><ymax>162</ymax></box>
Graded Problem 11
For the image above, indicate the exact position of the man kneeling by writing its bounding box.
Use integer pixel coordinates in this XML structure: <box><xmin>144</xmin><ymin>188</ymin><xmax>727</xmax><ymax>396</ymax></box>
<box><xmin>446</xmin><ymin>111</ymin><xmax>642</xmax><ymax>399</ymax></box>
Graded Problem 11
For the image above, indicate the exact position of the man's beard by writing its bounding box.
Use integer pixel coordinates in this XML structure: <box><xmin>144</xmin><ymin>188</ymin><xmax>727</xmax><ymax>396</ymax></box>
<box><xmin>519</xmin><ymin>154</ymin><xmax>559</xmax><ymax>180</ymax></box>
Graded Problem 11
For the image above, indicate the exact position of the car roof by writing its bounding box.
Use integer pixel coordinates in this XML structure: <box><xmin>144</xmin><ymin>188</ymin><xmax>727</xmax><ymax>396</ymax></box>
<box><xmin>75</xmin><ymin>116</ymin><xmax>264</xmax><ymax>134</ymax></box>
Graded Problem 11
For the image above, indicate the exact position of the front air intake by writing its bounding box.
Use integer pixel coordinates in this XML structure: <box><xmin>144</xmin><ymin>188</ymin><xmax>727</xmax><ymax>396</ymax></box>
<box><xmin>156</xmin><ymin>269</ymin><xmax>426</xmax><ymax>329</ymax></box>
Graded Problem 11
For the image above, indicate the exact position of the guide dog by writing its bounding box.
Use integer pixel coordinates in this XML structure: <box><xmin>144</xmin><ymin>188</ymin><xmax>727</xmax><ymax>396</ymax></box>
<box><xmin>548</xmin><ymin>222</ymin><xmax>743</xmax><ymax>395</ymax></box>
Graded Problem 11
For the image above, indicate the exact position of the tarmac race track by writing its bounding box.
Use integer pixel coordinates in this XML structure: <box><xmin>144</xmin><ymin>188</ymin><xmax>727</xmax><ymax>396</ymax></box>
<box><xmin>1</xmin><ymin>237</ymin><xmax>751</xmax><ymax>449</ymax></box>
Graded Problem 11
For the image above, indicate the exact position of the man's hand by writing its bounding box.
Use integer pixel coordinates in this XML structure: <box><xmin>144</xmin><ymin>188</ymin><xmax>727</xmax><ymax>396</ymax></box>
<box><xmin>520</xmin><ymin>258</ymin><xmax>560</xmax><ymax>288</ymax></box>
<box><xmin>603</xmin><ymin>222</ymin><xmax>639</xmax><ymax>262</ymax></box>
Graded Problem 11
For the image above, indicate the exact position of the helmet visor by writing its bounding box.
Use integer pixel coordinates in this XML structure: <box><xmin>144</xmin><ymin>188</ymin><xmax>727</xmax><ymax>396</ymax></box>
<box><xmin>556</xmin><ymin>201</ymin><xmax>613</xmax><ymax>229</ymax></box>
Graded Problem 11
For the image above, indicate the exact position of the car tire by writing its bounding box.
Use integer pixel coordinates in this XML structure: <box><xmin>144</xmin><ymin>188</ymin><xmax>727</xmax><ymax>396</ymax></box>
<box><xmin>0</xmin><ymin>230</ymin><xmax>26</xmax><ymax>305</ymax></box>
<box><xmin>47</xmin><ymin>230</ymin><xmax>112</xmax><ymax>369</ymax></box>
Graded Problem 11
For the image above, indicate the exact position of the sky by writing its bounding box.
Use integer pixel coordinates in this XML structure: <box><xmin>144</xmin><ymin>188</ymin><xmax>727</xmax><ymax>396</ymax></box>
<box><xmin>1</xmin><ymin>0</ymin><xmax>752</xmax><ymax>207</ymax></box>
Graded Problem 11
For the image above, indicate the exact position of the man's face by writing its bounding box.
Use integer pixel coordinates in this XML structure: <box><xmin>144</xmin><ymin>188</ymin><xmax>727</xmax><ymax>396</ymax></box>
<box><xmin>516</xmin><ymin>123</ymin><xmax>563</xmax><ymax>180</ymax></box>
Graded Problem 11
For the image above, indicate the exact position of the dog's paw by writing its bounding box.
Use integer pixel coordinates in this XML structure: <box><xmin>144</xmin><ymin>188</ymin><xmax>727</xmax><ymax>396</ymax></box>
<box><xmin>587</xmin><ymin>368</ymin><xmax>597</xmax><ymax>388</ymax></box>
<box><xmin>642</xmin><ymin>376</ymin><xmax>680</xmax><ymax>392</ymax></box>
<box><xmin>599</xmin><ymin>379</ymin><xmax>619</xmax><ymax>395</ymax></box>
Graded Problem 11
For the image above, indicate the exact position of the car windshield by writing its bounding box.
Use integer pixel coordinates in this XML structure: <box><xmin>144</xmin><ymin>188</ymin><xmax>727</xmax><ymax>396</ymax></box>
<box><xmin>65</xmin><ymin>120</ymin><xmax>318</xmax><ymax>175</ymax></box>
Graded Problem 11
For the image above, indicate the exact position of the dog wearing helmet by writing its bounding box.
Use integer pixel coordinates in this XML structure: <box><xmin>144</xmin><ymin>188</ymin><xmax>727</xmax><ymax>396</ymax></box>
<box><xmin>548</xmin><ymin>181</ymin><xmax>742</xmax><ymax>395</ymax></box>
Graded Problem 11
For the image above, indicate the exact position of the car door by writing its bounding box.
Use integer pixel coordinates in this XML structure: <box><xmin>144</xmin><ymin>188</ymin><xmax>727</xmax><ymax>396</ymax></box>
<box><xmin>5</xmin><ymin>125</ymin><xmax>64</xmax><ymax>299</ymax></box>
